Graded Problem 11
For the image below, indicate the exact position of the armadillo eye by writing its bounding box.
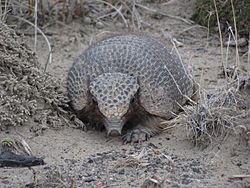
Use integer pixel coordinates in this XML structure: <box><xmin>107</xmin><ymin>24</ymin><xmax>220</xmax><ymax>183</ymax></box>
<box><xmin>92</xmin><ymin>96</ymin><xmax>97</xmax><ymax>104</ymax></box>
<box><xmin>131</xmin><ymin>97</ymin><xmax>135</xmax><ymax>103</ymax></box>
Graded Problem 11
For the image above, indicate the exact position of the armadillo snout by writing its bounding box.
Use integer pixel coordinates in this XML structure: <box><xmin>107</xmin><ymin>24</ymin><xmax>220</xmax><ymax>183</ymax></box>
<box><xmin>105</xmin><ymin>118</ymin><xmax>124</xmax><ymax>136</ymax></box>
<box><xmin>108</xmin><ymin>130</ymin><xmax>121</xmax><ymax>136</ymax></box>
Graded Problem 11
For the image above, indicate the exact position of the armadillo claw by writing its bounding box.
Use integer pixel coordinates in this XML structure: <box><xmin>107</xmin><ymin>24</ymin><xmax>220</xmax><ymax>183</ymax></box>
<box><xmin>122</xmin><ymin>127</ymin><xmax>152</xmax><ymax>143</ymax></box>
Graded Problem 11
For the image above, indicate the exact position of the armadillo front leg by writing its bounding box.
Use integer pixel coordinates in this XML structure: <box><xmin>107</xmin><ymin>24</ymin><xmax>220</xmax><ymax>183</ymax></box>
<box><xmin>122</xmin><ymin>116</ymin><xmax>165</xmax><ymax>143</ymax></box>
<box><xmin>123</xmin><ymin>125</ymin><xmax>153</xmax><ymax>143</ymax></box>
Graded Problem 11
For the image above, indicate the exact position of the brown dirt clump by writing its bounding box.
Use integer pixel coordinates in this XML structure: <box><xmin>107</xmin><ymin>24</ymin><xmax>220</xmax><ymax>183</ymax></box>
<box><xmin>0</xmin><ymin>22</ymin><xmax>68</xmax><ymax>131</ymax></box>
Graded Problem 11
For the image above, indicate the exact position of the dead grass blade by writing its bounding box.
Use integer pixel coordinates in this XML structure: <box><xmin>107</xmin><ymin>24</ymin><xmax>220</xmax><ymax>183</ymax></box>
<box><xmin>11</xmin><ymin>15</ymin><xmax>52</xmax><ymax>72</ymax></box>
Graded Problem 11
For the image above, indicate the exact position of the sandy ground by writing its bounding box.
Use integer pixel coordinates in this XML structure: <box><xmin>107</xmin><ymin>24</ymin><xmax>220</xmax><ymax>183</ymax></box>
<box><xmin>0</xmin><ymin>0</ymin><xmax>250</xmax><ymax>187</ymax></box>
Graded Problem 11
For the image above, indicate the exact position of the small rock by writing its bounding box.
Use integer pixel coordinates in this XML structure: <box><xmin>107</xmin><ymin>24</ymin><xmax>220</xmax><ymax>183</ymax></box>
<box><xmin>83</xmin><ymin>177</ymin><xmax>95</xmax><ymax>182</ymax></box>
<box><xmin>87</xmin><ymin>158</ymin><xmax>93</xmax><ymax>163</ymax></box>
<box><xmin>236</xmin><ymin>162</ymin><xmax>242</xmax><ymax>167</ymax></box>
<box><xmin>96</xmin><ymin>22</ymin><xmax>104</xmax><ymax>29</ymax></box>
<box><xmin>83</xmin><ymin>16</ymin><xmax>91</xmax><ymax>24</ymax></box>
<box><xmin>224</xmin><ymin>37</ymin><xmax>248</xmax><ymax>47</ymax></box>
<box><xmin>115</xmin><ymin>22</ymin><xmax>124</xmax><ymax>28</ymax></box>
<box><xmin>25</xmin><ymin>183</ymin><xmax>35</xmax><ymax>188</ymax></box>
<box><xmin>148</xmin><ymin>143</ymin><xmax>158</xmax><ymax>149</ymax></box>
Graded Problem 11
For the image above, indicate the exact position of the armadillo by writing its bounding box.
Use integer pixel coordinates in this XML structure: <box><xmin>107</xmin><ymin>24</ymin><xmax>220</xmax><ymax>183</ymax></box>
<box><xmin>67</xmin><ymin>34</ymin><xmax>194</xmax><ymax>142</ymax></box>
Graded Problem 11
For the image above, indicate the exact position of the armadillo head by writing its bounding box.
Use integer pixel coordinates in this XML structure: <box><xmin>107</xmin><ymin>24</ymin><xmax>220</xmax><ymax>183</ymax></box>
<box><xmin>89</xmin><ymin>73</ymin><xmax>139</xmax><ymax>136</ymax></box>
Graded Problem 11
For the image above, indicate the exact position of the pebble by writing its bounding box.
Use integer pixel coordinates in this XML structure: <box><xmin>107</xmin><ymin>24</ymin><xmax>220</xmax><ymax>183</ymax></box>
<box><xmin>83</xmin><ymin>16</ymin><xmax>91</xmax><ymax>24</ymax></box>
<box><xmin>83</xmin><ymin>177</ymin><xmax>95</xmax><ymax>182</ymax></box>
<box><xmin>96</xmin><ymin>21</ymin><xmax>104</xmax><ymax>29</ymax></box>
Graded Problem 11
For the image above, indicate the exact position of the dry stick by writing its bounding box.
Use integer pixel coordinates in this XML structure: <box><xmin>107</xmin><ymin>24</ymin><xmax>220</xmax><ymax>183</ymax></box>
<box><xmin>171</xmin><ymin>38</ymin><xmax>194</xmax><ymax>88</ymax></box>
<box><xmin>12</xmin><ymin>16</ymin><xmax>52</xmax><ymax>73</ymax></box>
<box><xmin>0</xmin><ymin>0</ymin><xmax>11</xmax><ymax>21</ymax></box>
<box><xmin>97</xmin><ymin>3</ymin><xmax>123</xmax><ymax>20</ymax></box>
<box><xmin>132</xmin><ymin>1</ymin><xmax>142</xmax><ymax>29</ymax></box>
<box><xmin>118</xmin><ymin>0</ymin><xmax>135</xmax><ymax>28</ymax></box>
<box><xmin>178</xmin><ymin>25</ymin><xmax>207</xmax><ymax>36</ymax></box>
<box><xmin>0</xmin><ymin>1</ymin><xmax>2</xmax><ymax>18</ymax></box>
<box><xmin>94</xmin><ymin>0</ymin><xmax>128</xmax><ymax>27</ymax></box>
<box><xmin>34</xmin><ymin>0</ymin><xmax>38</xmax><ymax>51</ymax></box>
<box><xmin>226</xmin><ymin>22</ymin><xmax>241</xmax><ymax>91</ymax></box>
<box><xmin>228</xmin><ymin>174</ymin><xmax>250</xmax><ymax>179</ymax></box>
<box><xmin>97</xmin><ymin>8</ymin><xmax>120</xmax><ymax>20</ymax></box>
<box><xmin>162</xmin><ymin>0</ymin><xmax>177</xmax><ymax>6</ymax></box>
<box><xmin>230</xmin><ymin>0</ymin><xmax>240</xmax><ymax>80</ymax></box>
<box><xmin>132</xmin><ymin>1</ymin><xmax>137</xmax><ymax>28</ymax></box>
<box><xmin>248</xmin><ymin>34</ymin><xmax>250</xmax><ymax>76</ymax></box>
<box><xmin>225</xmin><ymin>31</ymin><xmax>231</xmax><ymax>70</ymax></box>
<box><xmin>213</xmin><ymin>0</ymin><xmax>227</xmax><ymax>81</ymax></box>
<box><xmin>135</xmin><ymin>3</ymin><xmax>193</xmax><ymax>25</ymax></box>
<box><xmin>206</xmin><ymin>11</ymin><xmax>213</xmax><ymax>48</ymax></box>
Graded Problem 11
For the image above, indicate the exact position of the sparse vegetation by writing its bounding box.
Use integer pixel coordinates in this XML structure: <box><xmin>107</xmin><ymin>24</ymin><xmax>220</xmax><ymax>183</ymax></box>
<box><xmin>192</xmin><ymin>0</ymin><xmax>250</xmax><ymax>36</ymax></box>
<box><xmin>186</xmin><ymin>0</ymin><xmax>250</xmax><ymax>147</ymax></box>
<box><xmin>2</xmin><ymin>138</ymin><xmax>13</xmax><ymax>147</ymax></box>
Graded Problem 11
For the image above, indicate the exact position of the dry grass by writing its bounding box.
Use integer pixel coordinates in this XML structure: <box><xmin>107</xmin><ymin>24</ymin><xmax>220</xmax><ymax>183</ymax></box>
<box><xmin>182</xmin><ymin>79</ymin><xmax>250</xmax><ymax>146</ymax></box>
<box><xmin>0</xmin><ymin>0</ymin><xmax>192</xmax><ymax>28</ymax></box>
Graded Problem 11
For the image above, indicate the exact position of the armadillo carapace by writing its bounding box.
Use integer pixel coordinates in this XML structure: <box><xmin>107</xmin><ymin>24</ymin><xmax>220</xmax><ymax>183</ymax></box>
<box><xmin>67</xmin><ymin>34</ymin><xmax>194</xmax><ymax>142</ymax></box>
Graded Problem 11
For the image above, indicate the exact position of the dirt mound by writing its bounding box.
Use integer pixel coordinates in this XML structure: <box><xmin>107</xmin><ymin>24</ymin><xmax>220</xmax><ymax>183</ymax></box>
<box><xmin>0</xmin><ymin>22</ymin><xmax>68</xmax><ymax>131</ymax></box>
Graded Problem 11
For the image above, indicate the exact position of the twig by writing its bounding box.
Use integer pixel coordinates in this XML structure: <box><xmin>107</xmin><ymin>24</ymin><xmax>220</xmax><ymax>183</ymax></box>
<box><xmin>94</xmin><ymin>0</ymin><xmax>128</xmax><ymax>27</ymax></box>
<box><xmin>178</xmin><ymin>25</ymin><xmax>207</xmax><ymax>35</ymax></box>
<box><xmin>34</xmin><ymin>0</ymin><xmax>38</xmax><ymax>51</ymax></box>
<box><xmin>225</xmin><ymin>30</ymin><xmax>231</xmax><ymax>70</ymax></box>
<box><xmin>162</xmin><ymin>0</ymin><xmax>177</xmax><ymax>6</ymax></box>
<box><xmin>97</xmin><ymin>10</ymin><xmax>118</xmax><ymax>20</ymax></box>
<box><xmin>213</xmin><ymin>0</ymin><xmax>226</xmax><ymax>80</ymax></box>
<box><xmin>248</xmin><ymin>34</ymin><xmax>250</xmax><ymax>76</ymax></box>
<box><xmin>11</xmin><ymin>15</ymin><xmax>52</xmax><ymax>73</ymax></box>
<box><xmin>230</xmin><ymin>0</ymin><xmax>240</xmax><ymax>80</ymax></box>
<box><xmin>228</xmin><ymin>174</ymin><xmax>250</xmax><ymax>179</ymax></box>
<box><xmin>135</xmin><ymin>3</ymin><xmax>193</xmax><ymax>24</ymax></box>
<box><xmin>171</xmin><ymin>37</ymin><xmax>195</xmax><ymax>89</ymax></box>
<box><xmin>0</xmin><ymin>0</ymin><xmax>11</xmax><ymax>21</ymax></box>
<box><xmin>206</xmin><ymin>11</ymin><xmax>213</xmax><ymax>48</ymax></box>
<box><xmin>132</xmin><ymin>1</ymin><xmax>142</xmax><ymax>29</ymax></box>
